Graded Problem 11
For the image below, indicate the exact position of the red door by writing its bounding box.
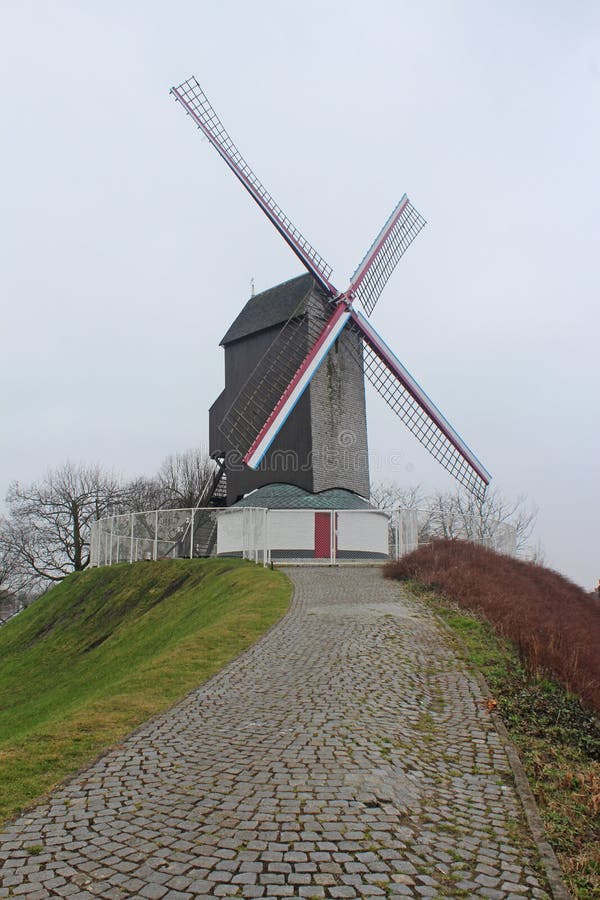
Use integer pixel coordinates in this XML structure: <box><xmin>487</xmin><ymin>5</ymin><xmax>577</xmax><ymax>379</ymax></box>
<box><xmin>314</xmin><ymin>512</ymin><xmax>332</xmax><ymax>559</ymax></box>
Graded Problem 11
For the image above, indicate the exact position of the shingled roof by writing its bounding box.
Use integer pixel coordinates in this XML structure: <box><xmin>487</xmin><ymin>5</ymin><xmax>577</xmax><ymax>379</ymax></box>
<box><xmin>220</xmin><ymin>273</ymin><xmax>314</xmax><ymax>346</ymax></box>
<box><xmin>233</xmin><ymin>483</ymin><xmax>373</xmax><ymax>510</ymax></box>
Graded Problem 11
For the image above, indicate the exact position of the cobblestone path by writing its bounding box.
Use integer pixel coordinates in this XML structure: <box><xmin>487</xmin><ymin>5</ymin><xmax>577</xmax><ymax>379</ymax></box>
<box><xmin>0</xmin><ymin>568</ymin><xmax>551</xmax><ymax>899</ymax></box>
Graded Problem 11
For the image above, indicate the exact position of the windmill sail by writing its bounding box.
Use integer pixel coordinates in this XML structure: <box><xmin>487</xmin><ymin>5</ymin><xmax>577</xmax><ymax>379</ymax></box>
<box><xmin>230</xmin><ymin>299</ymin><xmax>490</xmax><ymax>499</ymax></box>
<box><xmin>244</xmin><ymin>304</ymin><xmax>351</xmax><ymax>468</ymax></box>
<box><xmin>171</xmin><ymin>76</ymin><xmax>489</xmax><ymax>500</ymax></box>
<box><xmin>171</xmin><ymin>77</ymin><xmax>336</xmax><ymax>295</ymax></box>
<box><xmin>219</xmin><ymin>292</ymin><xmax>331</xmax><ymax>459</ymax></box>
<box><xmin>349</xmin><ymin>196</ymin><xmax>426</xmax><ymax>316</ymax></box>
<box><xmin>348</xmin><ymin>310</ymin><xmax>490</xmax><ymax>500</ymax></box>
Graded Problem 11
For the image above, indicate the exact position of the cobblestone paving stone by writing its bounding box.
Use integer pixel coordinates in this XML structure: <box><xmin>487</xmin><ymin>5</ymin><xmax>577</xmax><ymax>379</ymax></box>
<box><xmin>0</xmin><ymin>567</ymin><xmax>551</xmax><ymax>899</ymax></box>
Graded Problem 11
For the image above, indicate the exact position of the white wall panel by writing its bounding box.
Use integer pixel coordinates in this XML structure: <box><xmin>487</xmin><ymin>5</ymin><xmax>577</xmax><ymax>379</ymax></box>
<box><xmin>267</xmin><ymin>511</ymin><xmax>314</xmax><ymax>551</ymax></box>
<box><xmin>337</xmin><ymin>511</ymin><xmax>388</xmax><ymax>554</ymax></box>
<box><xmin>217</xmin><ymin>510</ymin><xmax>244</xmax><ymax>554</ymax></box>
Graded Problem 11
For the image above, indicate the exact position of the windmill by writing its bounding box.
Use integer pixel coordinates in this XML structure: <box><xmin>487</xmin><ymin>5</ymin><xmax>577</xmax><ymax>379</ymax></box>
<box><xmin>171</xmin><ymin>77</ymin><xmax>491</xmax><ymax>508</ymax></box>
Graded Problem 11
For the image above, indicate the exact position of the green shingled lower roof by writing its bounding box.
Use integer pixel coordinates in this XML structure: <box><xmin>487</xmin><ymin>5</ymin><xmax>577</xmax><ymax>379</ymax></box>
<box><xmin>232</xmin><ymin>483</ymin><xmax>373</xmax><ymax>510</ymax></box>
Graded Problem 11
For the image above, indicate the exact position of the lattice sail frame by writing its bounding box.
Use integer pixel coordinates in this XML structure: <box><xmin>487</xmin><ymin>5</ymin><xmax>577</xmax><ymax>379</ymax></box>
<box><xmin>243</xmin><ymin>303</ymin><xmax>351</xmax><ymax>470</ymax></box>
<box><xmin>360</xmin><ymin>344</ymin><xmax>487</xmax><ymax>498</ymax></box>
<box><xmin>219</xmin><ymin>292</ymin><xmax>331</xmax><ymax>459</ymax></box>
<box><xmin>348</xmin><ymin>196</ymin><xmax>427</xmax><ymax>315</ymax></box>
<box><xmin>170</xmin><ymin>76</ymin><xmax>491</xmax><ymax>498</ymax></box>
<box><xmin>171</xmin><ymin>77</ymin><xmax>428</xmax><ymax>319</ymax></box>
<box><xmin>171</xmin><ymin>78</ymin><xmax>336</xmax><ymax>295</ymax></box>
<box><xmin>346</xmin><ymin>312</ymin><xmax>491</xmax><ymax>501</ymax></box>
<box><xmin>235</xmin><ymin>303</ymin><xmax>490</xmax><ymax>500</ymax></box>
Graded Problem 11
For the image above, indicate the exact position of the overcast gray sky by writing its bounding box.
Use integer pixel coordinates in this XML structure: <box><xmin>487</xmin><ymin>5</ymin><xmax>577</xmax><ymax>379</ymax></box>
<box><xmin>1</xmin><ymin>1</ymin><xmax>598</xmax><ymax>587</ymax></box>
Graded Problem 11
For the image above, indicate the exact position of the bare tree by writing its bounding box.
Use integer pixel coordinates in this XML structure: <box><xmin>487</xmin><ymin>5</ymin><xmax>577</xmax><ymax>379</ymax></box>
<box><xmin>370</xmin><ymin>478</ymin><xmax>539</xmax><ymax>556</ymax></box>
<box><xmin>425</xmin><ymin>491</ymin><xmax>464</xmax><ymax>540</ymax></box>
<box><xmin>0</xmin><ymin>530</ymin><xmax>17</xmax><ymax>589</ymax></box>
<box><xmin>158</xmin><ymin>449</ymin><xmax>217</xmax><ymax>509</ymax></box>
<box><xmin>4</xmin><ymin>462</ymin><xmax>124</xmax><ymax>584</ymax></box>
<box><xmin>0</xmin><ymin>586</ymin><xmax>31</xmax><ymax>626</ymax></box>
<box><xmin>0</xmin><ymin>535</ymin><xmax>26</xmax><ymax>624</ymax></box>
<box><xmin>422</xmin><ymin>487</ymin><xmax>538</xmax><ymax>554</ymax></box>
<box><xmin>370</xmin><ymin>480</ymin><xmax>425</xmax><ymax>511</ymax></box>
<box><xmin>370</xmin><ymin>481</ymin><xmax>438</xmax><ymax>543</ymax></box>
<box><xmin>0</xmin><ymin>592</ymin><xmax>18</xmax><ymax>627</ymax></box>
<box><xmin>118</xmin><ymin>475</ymin><xmax>167</xmax><ymax>514</ymax></box>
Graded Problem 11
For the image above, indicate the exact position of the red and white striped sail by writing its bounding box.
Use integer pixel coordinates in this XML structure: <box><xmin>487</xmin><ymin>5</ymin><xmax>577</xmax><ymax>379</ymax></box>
<box><xmin>348</xmin><ymin>196</ymin><xmax>426</xmax><ymax>315</ymax></box>
<box><xmin>241</xmin><ymin>302</ymin><xmax>490</xmax><ymax>500</ymax></box>
<box><xmin>244</xmin><ymin>304</ymin><xmax>351</xmax><ymax>469</ymax></box>
<box><xmin>171</xmin><ymin>77</ymin><xmax>336</xmax><ymax>296</ymax></box>
<box><xmin>349</xmin><ymin>310</ymin><xmax>491</xmax><ymax>499</ymax></box>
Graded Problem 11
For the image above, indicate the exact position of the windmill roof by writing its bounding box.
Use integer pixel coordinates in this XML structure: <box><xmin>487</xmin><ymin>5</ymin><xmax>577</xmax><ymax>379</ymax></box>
<box><xmin>220</xmin><ymin>273</ymin><xmax>314</xmax><ymax>345</ymax></box>
<box><xmin>232</xmin><ymin>483</ymin><xmax>374</xmax><ymax>510</ymax></box>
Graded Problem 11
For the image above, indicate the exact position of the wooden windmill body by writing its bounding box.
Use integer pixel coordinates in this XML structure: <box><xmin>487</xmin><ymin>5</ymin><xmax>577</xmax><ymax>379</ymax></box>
<box><xmin>209</xmin><ymin>274</ymin><xmax>370</xmax><ymax>506</ymax></box>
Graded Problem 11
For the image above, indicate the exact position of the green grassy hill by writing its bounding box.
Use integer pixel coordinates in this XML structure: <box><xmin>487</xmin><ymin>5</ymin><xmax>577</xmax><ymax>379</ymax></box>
<box><xmin>0</xmin><ymin>559</ymin><xmax>290</xmax><ymax>824</ymax></box>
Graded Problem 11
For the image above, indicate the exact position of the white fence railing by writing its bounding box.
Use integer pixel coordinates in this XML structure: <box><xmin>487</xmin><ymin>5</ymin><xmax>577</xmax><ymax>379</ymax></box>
<box><xmin>89</xmin><ymin>507</ymin><xmax>269</xmax><ymax>567</ymax></box>
<box><xmin>90</xmin><ymin>506</ymin><xmax>517</xmax><ymax>568</ymax></box>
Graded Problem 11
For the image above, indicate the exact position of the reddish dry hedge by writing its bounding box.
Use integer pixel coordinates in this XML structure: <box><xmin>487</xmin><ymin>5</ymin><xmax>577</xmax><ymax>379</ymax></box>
<box><xmin>385</xmin><ymin>540</ymin><xmax>600</xmax><ymax>716</ymax></box>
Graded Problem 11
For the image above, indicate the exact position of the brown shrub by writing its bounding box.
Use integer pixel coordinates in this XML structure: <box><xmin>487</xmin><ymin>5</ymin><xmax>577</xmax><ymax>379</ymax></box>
<box><xmin>385</xmin><ymin>540</ymin><xmax>600</xmax><ymax>715</ymax></box>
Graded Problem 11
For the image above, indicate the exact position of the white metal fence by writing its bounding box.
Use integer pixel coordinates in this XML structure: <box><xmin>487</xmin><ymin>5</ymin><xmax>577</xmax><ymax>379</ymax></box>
<box><xmin>412</xmin><ymin>507</ymin><xmax>517</xmax><ymax>557</ymax></box>
<box><xmin>90</xmin><ymin>506</ymin><xmax>516</xmax><ymax>568</ymax></box>
<box><xmin>89</xmin><ymin>507</ymin><xmax>269</xmax><ymax>567</ymax></box>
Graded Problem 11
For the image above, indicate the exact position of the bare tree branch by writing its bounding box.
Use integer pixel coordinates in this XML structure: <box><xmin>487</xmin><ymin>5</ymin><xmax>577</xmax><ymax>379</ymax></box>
<box><xmin>370</xmin><ymin>480</ymin><xmax>425</xmax><ymax>511</ymax></box>
<box><xmin>4</xmin><ymin>462</ymin><xmax>125</xmax><ymax>586</ymax></box>
<box><xmin>157</xmin><ymin>450</ymin><xmax>216</xmax><ymax>509</ymax></box>
<box><xmin>370</xmin><ymin>479</ymin><xmax>539</xmax><ymax>556</ymax></box>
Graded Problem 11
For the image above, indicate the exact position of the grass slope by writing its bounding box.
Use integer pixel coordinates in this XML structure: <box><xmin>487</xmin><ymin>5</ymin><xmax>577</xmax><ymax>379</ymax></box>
<box><xmin>0</xmin><ymin>559</ymin><xmax>290</xmax><ymax>825</ymax></box>
<box><xmin>386</xmin><ymin>542</ymin><xmax>600</xmax><ymax>898</ymax></box>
